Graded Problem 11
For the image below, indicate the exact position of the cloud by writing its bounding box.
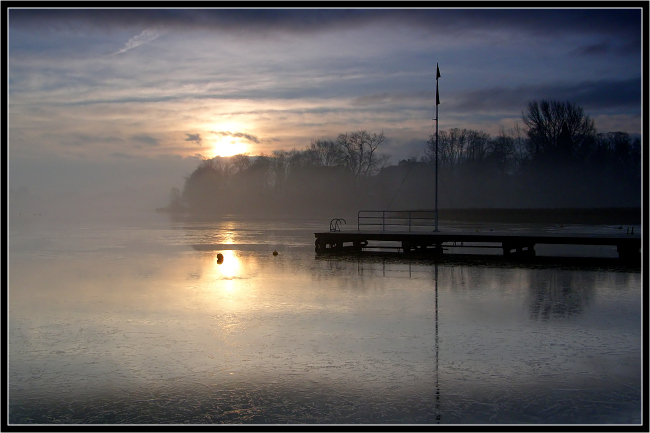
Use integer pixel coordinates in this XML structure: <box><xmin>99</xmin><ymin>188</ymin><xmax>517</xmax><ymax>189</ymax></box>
<box><xmin>131</xmin><ymin>134</ymin><xmax>159</xmax><ymax>146</ymax></box>
<box><xmin>8</xmin><ymin>9</ymin><xmax>374</xmax><ymax>35</ymax></box>
<box><xmin>9</xmin><ymin>9</ymin><xmax>640</xmax><ymax>41</ymax></box>
<box><xmin>54</xmin><ymin>133</ymin><xmax>126</xmax><ymax>148</ymax></box>
<box><xmin>110</xmin><ymin>151</ymin><xmax>135</xmax><ymax>159</ymax></box>
<box><xmin>570</xmin><ymin>42</ymin><xmax>611</xmax><ymax>56</ymax></box>
<box><xmin>211</xmin><ymin>131</ymin><xmax>260</xmax><ymax>144</ymax></box>
<box><xmin>452</xmin><ymin>77</ymin><xmax>641</xmax><ymax>113</ymax></box>
<box><xmin>351</xmin><ymin>92</ymin><xmax>425</xmax><ymax>107</ymax></box>
<box><xmin>567</xmin><ymin>39</ymin><xmax>641</xmax><ymax>58</ymax></box>
<box><xmin>111</xmin><ymin>28</ymin><xmax>161</xmax><ymax>55</ymax></box>
<box><xmin>185</xmin><ymin>133</ymin><xmax>202</xmax><ymax>144</ymax></box>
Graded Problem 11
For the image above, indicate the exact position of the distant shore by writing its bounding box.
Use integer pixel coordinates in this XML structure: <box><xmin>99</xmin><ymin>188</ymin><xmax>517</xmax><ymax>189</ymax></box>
<box><xmin>438</xmin><ymin>207</ymin><xmax>641</xmax><ymax>225</ymax></box>
<box><xmin>157</xmin><ymin>207</ymin><xmax>641</xmax><ymax>225</ymax></box>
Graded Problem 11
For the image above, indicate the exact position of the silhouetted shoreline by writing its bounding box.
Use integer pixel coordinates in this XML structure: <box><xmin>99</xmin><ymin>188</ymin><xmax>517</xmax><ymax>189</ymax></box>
<box><xmin>158</xmin><ymin>207</ymin><xmax>641</xmax><ymax>226</ymax></box>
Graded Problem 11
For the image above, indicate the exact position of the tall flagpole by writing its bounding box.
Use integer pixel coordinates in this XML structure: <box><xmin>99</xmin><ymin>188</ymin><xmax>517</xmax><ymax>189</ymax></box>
<box><xmin>435</xmin><ymin>63</ymin><xmax>440</xmax><ymax>232</ymax></box>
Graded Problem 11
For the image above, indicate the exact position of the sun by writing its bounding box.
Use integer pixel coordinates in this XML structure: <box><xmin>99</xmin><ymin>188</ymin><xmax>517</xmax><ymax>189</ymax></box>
<box><xmin>211</xmin><ymin>137</ymin><xmax>249</xmax><ymax>157</ymax></box>
<box><xmin>205</xmin><ymin>121</ymin><xmax>254</xmax><ymax>157</ymax></box>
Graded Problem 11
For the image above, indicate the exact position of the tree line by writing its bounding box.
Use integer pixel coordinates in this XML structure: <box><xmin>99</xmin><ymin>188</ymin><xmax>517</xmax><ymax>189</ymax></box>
<box><xmin>165</xmin><ymin>100</ymin><xmax>640</xmax><ymax>217</ymax></box>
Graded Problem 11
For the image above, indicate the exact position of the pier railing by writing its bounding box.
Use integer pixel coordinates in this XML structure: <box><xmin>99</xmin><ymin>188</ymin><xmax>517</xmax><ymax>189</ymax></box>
<box><xmin>358</xmin><ymin>210</ymin><xmax>438</xmax><ymax>232</ymax></box>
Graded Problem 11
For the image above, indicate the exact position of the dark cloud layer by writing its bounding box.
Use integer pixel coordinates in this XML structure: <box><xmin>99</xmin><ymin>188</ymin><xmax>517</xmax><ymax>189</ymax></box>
<box><xmin>570</xmin><ymin>40</ymin><xmax>641</xmax><ymax>57</ymax></box>
<box><xmin>453</xmin><ymin>77</ymin><xmax>641</xmax><ymax>113</ymax></box>
<box><xmin>8</xmin><ymin>8</ymin><xmax>641</xmax><ymax>41</ymax></box>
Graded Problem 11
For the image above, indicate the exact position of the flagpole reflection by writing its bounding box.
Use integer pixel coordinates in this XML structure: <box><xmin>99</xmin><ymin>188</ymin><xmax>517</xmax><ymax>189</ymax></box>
<box><xmin>435</xmin><ymin>262</ymin><xmax>440</xmax><ymax>423</ymax></box>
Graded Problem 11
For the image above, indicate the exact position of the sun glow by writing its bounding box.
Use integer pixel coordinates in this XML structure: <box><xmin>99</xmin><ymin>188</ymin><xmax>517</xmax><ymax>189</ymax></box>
<box><xmin>211</xmin><ymin>137</ymin><xmax>249</xmax><ymax>157</ymax></box>
<box><xmin>205</xmin><ymin>122</ymin><xmax>254</xmax><ymax>157</ymax></box>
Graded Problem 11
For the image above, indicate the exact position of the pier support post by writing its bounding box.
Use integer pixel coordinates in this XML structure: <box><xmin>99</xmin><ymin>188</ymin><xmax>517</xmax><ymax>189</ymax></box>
<box><xmin>315</xmin><ymin>236</ymin><xmax>326</xmax><ymax>255</ymax></box>
<box><xmin>353</xmin><ymin>240</ymin><xmax>368</xmax><ymax>252</ymax></box>
<box><xmin>617</xmin><ymin>244</ymin><xmax>640</xmax><ymax>261</ymax></box>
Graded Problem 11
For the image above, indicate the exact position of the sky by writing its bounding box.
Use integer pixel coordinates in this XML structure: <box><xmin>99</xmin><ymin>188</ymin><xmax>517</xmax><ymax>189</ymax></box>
<box><xmin>6</xmin><ymin>7</ymin><xmax>643</xmax><ymax>217</ymax></box>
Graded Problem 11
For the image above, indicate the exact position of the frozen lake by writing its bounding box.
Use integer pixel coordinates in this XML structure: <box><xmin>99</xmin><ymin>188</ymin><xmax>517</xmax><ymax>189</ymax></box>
<box><xmin>7</xmin><ymin>214</ymin><xmax>642</xmax><ymax>425</ymax></box>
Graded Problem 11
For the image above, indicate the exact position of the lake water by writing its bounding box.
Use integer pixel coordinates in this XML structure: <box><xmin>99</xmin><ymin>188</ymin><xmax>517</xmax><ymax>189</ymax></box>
<box><xmin>7</xmin><ymin>214</ymin><xmax>642</xmax><ymax>425</ymax></box>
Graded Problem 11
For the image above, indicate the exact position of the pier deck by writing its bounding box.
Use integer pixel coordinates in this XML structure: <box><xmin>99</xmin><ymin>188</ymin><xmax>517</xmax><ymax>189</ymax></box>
<box><xmin>314</xmin><ymin>229</ymin><xmax>641</xmax><ymax>260</ymax></box>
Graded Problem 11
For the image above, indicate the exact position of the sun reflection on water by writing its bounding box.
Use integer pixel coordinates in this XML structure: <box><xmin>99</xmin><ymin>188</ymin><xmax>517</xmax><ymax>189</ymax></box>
<box><xmin>213</xmin><ymin>250</ymin><xmax>240</xmax><ymax>279</ymax></box>
<box><xmin>220</xmin><ymin>224</ymin><xmax>236</xmax><ymax>245</ymax></box>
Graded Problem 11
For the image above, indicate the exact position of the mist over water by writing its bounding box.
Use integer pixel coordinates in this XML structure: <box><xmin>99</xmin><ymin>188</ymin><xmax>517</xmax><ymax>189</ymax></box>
<box><xmin>8</xmin><ymin>213</ymin><xmax>641</xmax><ymax>425</ymax></box>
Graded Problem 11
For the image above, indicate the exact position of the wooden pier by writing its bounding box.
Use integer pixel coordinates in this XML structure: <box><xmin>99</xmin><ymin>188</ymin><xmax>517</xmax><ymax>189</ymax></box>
<box><xmin>314</xmin><ymin>211</ymin><xmax>641</xmax><ymax>260</ymax></box>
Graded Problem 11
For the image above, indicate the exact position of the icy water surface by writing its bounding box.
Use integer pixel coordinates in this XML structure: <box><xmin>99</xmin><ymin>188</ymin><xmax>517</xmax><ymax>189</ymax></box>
<box><xmin>7</xmin><ymin>215</ymin><xmax>642</xmax><ymax>425</ymax></box>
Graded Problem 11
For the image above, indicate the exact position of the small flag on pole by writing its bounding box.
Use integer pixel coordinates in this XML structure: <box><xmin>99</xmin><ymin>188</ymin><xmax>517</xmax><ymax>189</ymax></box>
<box><xmin>437</xmin><ymin>63</ymin><xmax>441</xmax><ymax>79</ymax></box>
<box><xmin>436</xmin><ymin>82</ymin><xmax>440</xmax><ymax>105</ymax></box>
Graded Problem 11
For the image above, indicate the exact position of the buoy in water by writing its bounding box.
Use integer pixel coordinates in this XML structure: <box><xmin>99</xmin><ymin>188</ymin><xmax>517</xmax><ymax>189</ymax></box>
<box><xmin>217</xmin><ymin>253</ymin><xmax>224</xmax><ymax>264</ymax></box>
<box><xmin>273</xmin><ymin>250</ymin><xmax>278</xmax><ymax>256</ymax></box>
